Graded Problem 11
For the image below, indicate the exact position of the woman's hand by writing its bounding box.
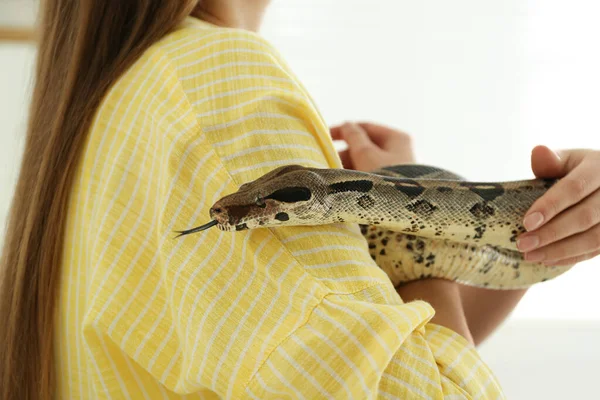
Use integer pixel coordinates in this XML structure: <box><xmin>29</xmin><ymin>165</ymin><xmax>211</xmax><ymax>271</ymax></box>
<box><xmin>330</xmin><ymin>122</ymin><xmax>415</xmax><ymax>172</ymax></box>
<box><xmin>517</xmin><ymin>145</ymin><xmax>600</xmax><ymax>266</ymax></box>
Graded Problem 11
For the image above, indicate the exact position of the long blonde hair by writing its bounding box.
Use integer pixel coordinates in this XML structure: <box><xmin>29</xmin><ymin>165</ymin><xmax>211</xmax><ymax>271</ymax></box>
<box><xmin>0</xmin><ymin>1</ymin><xmax>199</xmax><ymax>398</ymax></box>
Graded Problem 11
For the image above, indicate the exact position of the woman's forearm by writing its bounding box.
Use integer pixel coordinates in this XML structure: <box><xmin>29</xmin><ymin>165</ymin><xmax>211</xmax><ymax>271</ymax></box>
<box><xmin>398</xmin><ymin>279</ymin><xmax>528</xmax><ymax>347</ymax></box>
<box><xmin>396</xmin><ymin>279</ymin><xmax>474</xmax><ymax>345</ymax></box>
<box><xmin>458</xmin><ymin>286</ymin><xmax>528</xmax><ymax>346</ymax></box>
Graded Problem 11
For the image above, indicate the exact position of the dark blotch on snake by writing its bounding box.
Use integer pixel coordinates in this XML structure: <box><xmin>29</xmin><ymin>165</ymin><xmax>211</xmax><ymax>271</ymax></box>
<box><xmin>357</xmin><ymin>195</ymin><xmax>375</xmax><ymax>209</ymax></box>
<box><xmin>510</xmin><ymin>227</ymin><xmax>525</xmax><ymax>243</ymax></box>
<box><xmin>474</xmin><ymin>225</ymin><xmax>486</xmax><ymax>240</ymax></box>
<box><xmin>275</xmin><ymin>212</ymin><xmax>290</xmax><ymax>221</ymax></box>
<box><xmin>481</xmin><ymin>259</ymin><xmax>495</xmax><ymax>274</ymax></box>
<box><xmin>460</xmin><ymin>182</ymin><xmax>505</xmax><ymax>202</ymax></box>
<box><xmin>235</xmin><ymin>223</ymin><xmax>248</xmax><ymax>231</ymax></box>
<box><xmin>381</xmin><ymin>165</ymin><xmax>441</xmax><ymax>178</ymax></box>
<box><xmin>328</xmin><ymin>180</ymin><xmax>374</xmax><ymax>194</ymax></box>
<box><xmin>437</xmin><ymin>186</ymin><xmax>453</xmax><ymax>193</ymax></box>
<box><xmin>227</xmin><ymin>204</ymin><xmax>254</xmax><ymax>225</ymax></box>
<box><xmin>406</xmin><ymin>199</ymin><xmax>437</xmax><ymax>217</ymax></box>
<box><xmin>265</xmin><ymin>187</ymin><xmax>312</xmax><ymax>203</ymax></box>
<box><xmin>392</xmin><ymin>180</ymin><xmax>425</xmax><ymax>198</ymax></box>
<box><xmin>469</xmin><ymin>202</ymin><xmax>495</xmax><ymax>219</ymax></box>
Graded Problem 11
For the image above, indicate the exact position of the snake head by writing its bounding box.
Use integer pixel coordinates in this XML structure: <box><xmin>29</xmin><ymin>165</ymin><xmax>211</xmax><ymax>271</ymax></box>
<box><xmin>208</xmin><ymin>165</ymin><xmax>335</xmax><ymax>231</ymax></box>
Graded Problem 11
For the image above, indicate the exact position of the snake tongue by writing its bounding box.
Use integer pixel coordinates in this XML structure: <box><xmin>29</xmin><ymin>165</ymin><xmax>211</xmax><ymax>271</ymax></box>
<box><xmin>173</xmin><ymin>220</ymin><xmax>219</xmax><ymax>237</ymax></box>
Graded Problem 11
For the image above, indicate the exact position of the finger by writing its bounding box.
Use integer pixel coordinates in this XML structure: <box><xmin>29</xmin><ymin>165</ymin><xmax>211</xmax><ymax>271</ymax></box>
<box><xmin>337</xmin><ymin>149</ymin><xmax>353</xmax><ymax>169</ymax></box>
<box><xmin>530</xmin><ymin>145</ymin><xmax>565</xmax><ymax>178</ymax></box>
<box><xmin>555</xmin><ymin>148</ymin><xmax>595</xmax><ymax>172</ymax></box>
<box><xmin>330</xmin><ymin>125</ymin><xmax>344</xmax><ymax>141</ymax></box>
<box><xmin>543</xmin><ymin>249</ymin><xmax>600</xmax><ymax>267</ymax></box>
<box><xmin>356</xmin><ymin>122</ymin><xmax>402</xmax><ymax>137</ymax></box>
<box><xmin>356</xmin><ymin>122</ymin><xmax>411</xmax><ymax>147</ymax></box>
<box><xmin>531</xmin><ymin>146</ymin><xmax>591</xmax><ymax>178</ymax></box>
<box><xmin>523</xmin><ymin>155</ymin><xmax>600</xmax><ymax>231</ymax></box>
<box><xmin>517</xmin><ymin>189</ymin><xmax>600</xmax><ymax>252</ymax></box>
<box><xmin>340</xmin><ymin>123</ymin><xmax>377</xmax><ymax>153</ymax></box>
<box><xmin>523</xmin><ymin>223</ymin><xmax>600</xmax><ymax>263</ymax></box>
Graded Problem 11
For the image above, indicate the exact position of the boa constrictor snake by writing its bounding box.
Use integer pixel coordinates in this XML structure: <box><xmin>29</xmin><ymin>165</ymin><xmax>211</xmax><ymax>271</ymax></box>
<box><xmin>176</xmin><ymin>164</ymin><xmax>573</xmax><ymax>289</ymax></box>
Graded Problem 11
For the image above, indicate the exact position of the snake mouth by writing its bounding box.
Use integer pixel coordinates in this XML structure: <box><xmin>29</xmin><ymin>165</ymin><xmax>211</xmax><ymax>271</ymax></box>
<box><xmin>173</xmin><ymin>218</ymin><xmax>252</xmax><ymax>237</ymax></box>
<box><xmin>173</xmin><ymin>203</ymin><xmax>248</xmax><ymax>236</ymax></box>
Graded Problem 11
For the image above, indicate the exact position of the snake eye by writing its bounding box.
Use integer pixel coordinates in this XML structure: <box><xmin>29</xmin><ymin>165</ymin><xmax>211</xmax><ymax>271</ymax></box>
<box><xmin>255</xmin><ymin>194</ymin><xmax>266</xmax><ymax>208</ymax></box>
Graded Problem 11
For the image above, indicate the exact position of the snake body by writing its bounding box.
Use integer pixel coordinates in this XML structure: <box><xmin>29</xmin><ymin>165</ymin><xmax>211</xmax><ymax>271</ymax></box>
<box><xmin>178</xmin><ymin>164</ymin><xmax>573</xmax><ymax>289</ymax></box>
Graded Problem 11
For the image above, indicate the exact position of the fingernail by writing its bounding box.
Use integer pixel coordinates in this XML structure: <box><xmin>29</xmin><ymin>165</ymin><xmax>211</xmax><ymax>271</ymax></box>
<box><xmin>525</xmin><ymin>252</ymin><xmax>545</xmax><ymax>262</ymax></box>
<box><xmin>523</xmin><ymin>212</ymin><xmax>544</xmax><ymax>231</ymax></box>
<box><xmin>517</xmin><ymin>236</ymin><xmax>539</xmax><ymax>252</ymax></box>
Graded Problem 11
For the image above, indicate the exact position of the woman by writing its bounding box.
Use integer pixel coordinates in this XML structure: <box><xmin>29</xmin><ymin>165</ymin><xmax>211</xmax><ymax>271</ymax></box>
<box><xmin>1</xmin><ymin>0</ymin><xmax>599</xmax><ymax>398</ymax></box>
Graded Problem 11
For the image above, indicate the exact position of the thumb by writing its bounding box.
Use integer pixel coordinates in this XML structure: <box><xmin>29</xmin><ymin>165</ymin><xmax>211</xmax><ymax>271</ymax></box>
<box><xmin>341</xmin><ymin>123</ymin><xmax>377</xmax><ymax>154</ymax></box>
<box><xmin>531</xmin><ymin>145</ymin><xmax>565</xmax><ymax>178</ymax></box>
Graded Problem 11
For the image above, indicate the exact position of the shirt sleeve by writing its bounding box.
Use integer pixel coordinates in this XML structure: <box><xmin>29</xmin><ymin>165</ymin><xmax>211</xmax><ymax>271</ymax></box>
<box><xmin>81</xmin><ymin>24</ymin><xmax>504</xmax><ymax>400</ymax></box>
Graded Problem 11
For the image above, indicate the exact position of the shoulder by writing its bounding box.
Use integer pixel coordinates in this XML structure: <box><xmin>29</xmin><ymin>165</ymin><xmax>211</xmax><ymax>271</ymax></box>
<box><xmin>153</xmin><ymin>17</ymin><xmax>307</xmax><ymax>110</ymax></box>
<box><xmin>106</xmin><ymin>17</ymin><xmax>310</xmax><ymax>130</ymax></box>
<box><xmin>156</xmin><ymin>17</ymin><xmax>287</xmax><ymax>74</ymax></box>
<box><xmin>97</xmin><ymin>17</ymin><xmax>287</xmax><ymax>113</ymax></box>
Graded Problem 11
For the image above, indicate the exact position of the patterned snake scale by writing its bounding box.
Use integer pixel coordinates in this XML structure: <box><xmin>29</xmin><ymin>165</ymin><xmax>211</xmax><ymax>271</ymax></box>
<box><xmin>176</xmin><ymin>164</ymin><xmax>574</xmax><ymax>289</ymax></box>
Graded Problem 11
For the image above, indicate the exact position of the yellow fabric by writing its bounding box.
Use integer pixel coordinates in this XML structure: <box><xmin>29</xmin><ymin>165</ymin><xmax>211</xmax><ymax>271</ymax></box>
<box><xmin>56</xmin><ymin>16</ymin><xmax>505</xmax><ymax>399</ymax></box>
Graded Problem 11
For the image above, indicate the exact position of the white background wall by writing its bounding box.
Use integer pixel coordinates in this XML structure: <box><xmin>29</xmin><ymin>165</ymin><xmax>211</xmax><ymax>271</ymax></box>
<box><xmin>259</xmin><ymin>2</ymin><xmax>600</xmax><ymax>398</ymax></box>
<box><xmin>1</xmin><ymin>1</ymin><xmax>599</xmax><ymax>399</ymax></box>
<box><xmin>260</xmin><ymin>0</ymin><xmax>600</xmax><ymax>318</ymax></box>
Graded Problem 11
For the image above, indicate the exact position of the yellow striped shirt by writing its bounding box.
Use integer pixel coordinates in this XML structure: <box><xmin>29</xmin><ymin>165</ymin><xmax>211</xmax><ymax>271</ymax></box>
<box><xmin>57</xmin><ymin>16</ymin><xmax>505</xmax><ymax>399</ymax></box>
